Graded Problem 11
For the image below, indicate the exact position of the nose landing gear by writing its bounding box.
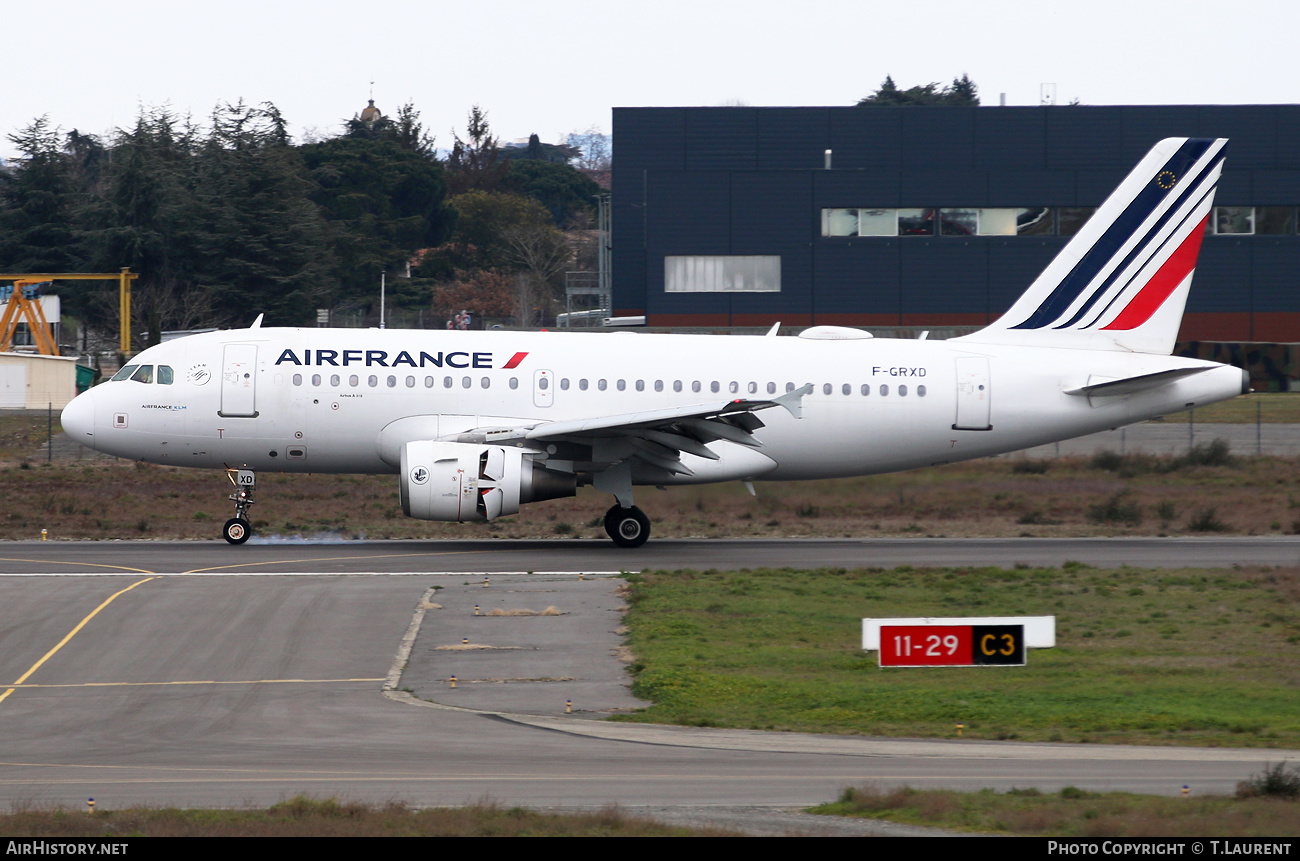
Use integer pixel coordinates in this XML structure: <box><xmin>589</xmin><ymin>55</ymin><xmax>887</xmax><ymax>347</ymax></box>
<box><xmin>223</xmin><ymin>467</ymin><xmax>256</xmax><ymax>545</ymax></box>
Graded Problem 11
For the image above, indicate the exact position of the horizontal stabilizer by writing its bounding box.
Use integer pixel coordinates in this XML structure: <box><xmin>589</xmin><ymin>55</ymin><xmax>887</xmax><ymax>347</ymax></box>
<box><xmin>1064</xmin><ymin>367</ymin><xmax>1213</xmax><ymax>398</ymax></box>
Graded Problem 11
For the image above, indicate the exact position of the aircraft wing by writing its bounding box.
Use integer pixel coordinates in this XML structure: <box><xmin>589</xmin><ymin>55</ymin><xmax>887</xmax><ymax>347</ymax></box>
<box><xmin>469</xmin><ymin>384</ymin><xmax>813</xmax><ymax>476</ymax></box>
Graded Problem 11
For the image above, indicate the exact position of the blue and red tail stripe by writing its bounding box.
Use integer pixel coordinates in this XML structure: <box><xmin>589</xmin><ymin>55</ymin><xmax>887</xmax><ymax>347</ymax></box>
<box><xmin>1011</xmin><ymin>138</ymin><xmax>1222</xmax><ymax>331</ymax></box>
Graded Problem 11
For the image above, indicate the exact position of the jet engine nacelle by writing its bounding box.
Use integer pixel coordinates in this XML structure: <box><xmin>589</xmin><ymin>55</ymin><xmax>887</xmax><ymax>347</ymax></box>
<box><xmin>400</xmin><ymin>440</ymin><xmax>575</xmax><ymax>522</ymax></box>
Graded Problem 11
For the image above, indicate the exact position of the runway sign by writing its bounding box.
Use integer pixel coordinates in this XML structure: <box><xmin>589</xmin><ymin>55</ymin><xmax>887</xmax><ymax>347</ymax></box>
<box><xmin>864</xmin><ymin>616</ymin><xmax>1053</xmax><ymax>668</ymax></box>
<box><xmin>877</xmin><ymin>624</ymin><xmax>1025</xmax><ymax>667</ymax></box>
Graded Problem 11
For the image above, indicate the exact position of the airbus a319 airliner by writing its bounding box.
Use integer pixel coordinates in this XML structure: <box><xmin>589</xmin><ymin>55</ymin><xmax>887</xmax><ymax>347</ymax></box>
<box><xmin>60</xmin><ymin>138</ymin><xmax>1248</xmax><ymax>547</ymax></box>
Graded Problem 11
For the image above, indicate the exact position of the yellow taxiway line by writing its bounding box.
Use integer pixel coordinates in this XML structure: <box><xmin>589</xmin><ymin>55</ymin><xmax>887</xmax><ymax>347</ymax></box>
<box><xmin>0</xmin><ymin>576</ymin><xmax>155</xmax><ymax>706</ymax></box>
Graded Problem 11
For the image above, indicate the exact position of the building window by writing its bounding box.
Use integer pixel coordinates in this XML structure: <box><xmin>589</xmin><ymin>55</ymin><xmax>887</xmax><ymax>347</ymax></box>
<box><xmin>665</xmin><ymin>255</ymin><xmax>780</xmax><ymax>292</ymax></box>
<box><xmin>1215</xmin><ymin>206</ymin><xmax>1254</xmax><ymax>234</ymax></box>
<box><xmin>1256</xmin><ymin>207</ymin><xmax>1296</xmax><ymax>235</ymax></box>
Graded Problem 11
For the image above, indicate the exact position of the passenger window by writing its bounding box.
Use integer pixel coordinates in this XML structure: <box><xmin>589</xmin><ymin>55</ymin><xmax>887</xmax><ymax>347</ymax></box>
<box><xmin>710</xmin><ymin>381</ymin><xmax>720</xmax><ymax>393</ymax></box>
<box><xmin>158</xmin><ymin>366</ymin><xmax>174</xmax><ymax>385</ymax></box>
<box><xmin>579</xmin><ymin>379</ymin><xmax>589</xmax><ymax>391</ymax></box>
<box><xmin>406</xmin><ymin>376</ymin><xmax>415</xmax><ymax>387</ymax></box>
<box><xmin>349</xmin><ymin>375</ymin><xmax>359</xmax><ymax>387</ymax></box>
<box><xmin>598</xmin><ymin>379</ymin><xmax>607</xmax><ymax>391</ymax></box>
<box><xmin>673</xmin><ymin>380</ymin><xmax>682</xmax><ymax>393</ymax></box>
<box><xmin>387</xmin><ymin>375</ymin><xmax>397</xmax><ymax>388</ymax></box>
<box><xmin>617</xmin><ymin>379</ymin><xmax>626</xmax><ymax>391</ymax></box>
<box><xmin>481</xmin><ymin>377</ymin><xmax>490</xmax><ymax>389</ymax></box>
<box><xmin>560</xmin><ymin>378</ymin><xmax>570</xmax><ymax>390</ymax></box>
<box><xmin>880</xmin><ymin>384</ymin><xmax>889</xmax><ymax>396</ymax></box>
<box><xmin>822</xmin><ymin>383</ymin><xmax>832</xmax><ymax>395</ymax></box>
<box><xmin>292</xmin><ymin>374</ymin><xmax>302</xmax><ymax>386</ymax></box>
<box><xmin>861</xmin><ymin>384</ymin><xmax>870</xmax><ymax>396</ymax></box>
<box><xmin>692</xmin><ymin>381</ymin><xmax>701</xmax><ymax>393</ymax></box>
<box><xmin>510</xmin><ymin>377</ymin><xmax>519</xmax><ymax>389</ymax></box>
<box><xmin>767</xmin><ymin>382</ymin><xmax>776</xmax><ymax>394</ymax></box>
<box><xmin>654</xmin><ymin>380</ymin><xmax>663</xmax><ymax>392</ymax></box>
<box><xmin>444</xmin><ymin>376</ymin><xmax>453</xmax><ymax>388</ymax></box>
<box><xmin>367</xmin><ymin>375</ymin><xmax>378</xmax><ymax>387</ymax></box>
<box><xmin>462</xmin><ymin>376</ymin><xmax>471</xmax><ymax>388</ymax></box>
<box><xmin>331</xmin><ymin>374</ymin><xmax>341</xmax><ymax>387</ymax></box>
<box><xmin>899</xmin><ymin>384</ymin><xmax>908</xmax><ymax>396</ymax></box>
<box><xmin>130</xmin><ymin>365</ymin><xmax>154</xmax><ymax>384</ymax></box>
<box><xmin>842</xmin><ymin>383</ymin><xmax>850</xmax><ymax>396</ymax></box>
<box><xmin>917</xmin><ymin>385</ymin><xmax>927</xmax><ymax>397</ymax></box>
<box><xmin>785</xmin><ymin>382</ymin><xmax>795</xmax><ymax>392</ymax></box>
<box><xmin>312</xmin><ymin>374</ymin><xmax>322</xmax><ymax>386</ymax></box>
<box><xmin>729</xmin><ymin>381</ymin><xmax>739</xmax><ymax>394</ymax></box>
<box><xmin>425</xmin><ymin>376</ymin><xmax>435</xmax><ymax>388</ymax></box>
<box><xmin>110</xmin><ymin>364</ymin><xmax>138</xmax><ymax>382</ymax></box>
<box><xmin>748</xmin><ymin>382</ymin><xmax>757</xmax><ymax>394</ymax></box>
<box><xmin>635</xmin><ymin>380</ymin><xmax>644</xmax><ymax>392</ymax></box>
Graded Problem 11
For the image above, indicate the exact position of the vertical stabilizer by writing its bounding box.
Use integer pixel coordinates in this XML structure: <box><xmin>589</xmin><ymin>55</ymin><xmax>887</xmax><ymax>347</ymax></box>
<box><xmin>957</xmin><ymin>137</ymin><xmax>1226</xmax><ymax>354</ymax></box>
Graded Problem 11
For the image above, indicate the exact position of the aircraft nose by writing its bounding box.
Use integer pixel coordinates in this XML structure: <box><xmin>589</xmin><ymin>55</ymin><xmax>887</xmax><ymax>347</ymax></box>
<box><xmin>61</xmin><ymin>390</ymin><xmax>97</xmax><ymax>449</ymax></box>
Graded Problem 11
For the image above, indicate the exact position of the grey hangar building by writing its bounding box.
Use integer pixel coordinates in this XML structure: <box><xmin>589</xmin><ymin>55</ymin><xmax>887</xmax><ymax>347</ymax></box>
<box><xmin>609</xmin><ymin>104</ymin><xmax>1300</xmax><ymax>345</ymax></box>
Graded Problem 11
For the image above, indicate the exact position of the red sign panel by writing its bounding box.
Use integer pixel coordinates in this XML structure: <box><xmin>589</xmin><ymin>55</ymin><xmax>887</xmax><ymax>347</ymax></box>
<box><xmin>879</xmin><ymin>625</ymin><xmax>972</xmax><ymax>667</ymax></box>
<box><xmin>878</xmin><ymin>624</ymin><xmax>1026</xmax><ymax>667</ymax></box>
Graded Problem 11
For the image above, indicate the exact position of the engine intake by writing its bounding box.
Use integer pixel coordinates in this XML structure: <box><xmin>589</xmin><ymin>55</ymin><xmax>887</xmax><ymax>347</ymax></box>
<box><xmin>400</xmin><ymin>440</ymin><xmax>575</xmax><ymax>522</ymax></box>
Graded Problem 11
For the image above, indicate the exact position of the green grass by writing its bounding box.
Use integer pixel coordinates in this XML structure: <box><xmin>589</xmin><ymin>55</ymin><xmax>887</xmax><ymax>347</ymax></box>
<box><xmin>1157</xmin><ymin>393</ymin><xmax>1300</xmax><ymax>423</ymax></box>
<box><xmin>0</xmin><ymin>796</ymin><xmax>742</xmax><ymax>837</ymax></box>
<box><xmin>616</xmin><ymin>566</ymin><xmax>1300</xmax><ymax>747</ymax></box>
<box><xmin>811</xmin><ymin>784</ymin><xmax>1300</xmax><ymax>836</ymax></box>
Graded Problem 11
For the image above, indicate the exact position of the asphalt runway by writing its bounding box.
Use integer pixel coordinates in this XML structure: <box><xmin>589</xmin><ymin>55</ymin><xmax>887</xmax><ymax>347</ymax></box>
<box><xmin>1</xmin><ymin>535</ymin><xmax>1298</xmax><ymax>574</ymax></box>
<box><xmin>0</xmin><ymin>539</ymin><xmax>1296</xmax><ymax>830</ymax></box>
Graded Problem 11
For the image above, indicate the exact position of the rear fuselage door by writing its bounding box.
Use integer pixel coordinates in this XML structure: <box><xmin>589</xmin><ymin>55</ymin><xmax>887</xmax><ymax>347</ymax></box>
<box><xmin>220</xmin><ymin>344</ymin><xmax>259</xmax><ymax>417</ymax></box>
<box><xmin>953</xmin><ymin>356</ymin><xmax>991</xmax><ymax>431</ymax></box>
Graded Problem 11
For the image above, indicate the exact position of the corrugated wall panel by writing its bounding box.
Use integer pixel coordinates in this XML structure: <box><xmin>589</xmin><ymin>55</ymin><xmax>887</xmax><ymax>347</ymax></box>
<box><xmin>613</xmin><ymin>107</ymin><xmax>685</xmax><ymax>170</ymax></box>
<box><xmin>900</xmin><ymin>241</ymin><xmax>988</xmax><ymax>314</ymax></box>
<box><xmin>1188</xmin><ymin>244</ymin><xmax>1252</xmax><ymax>312</ymax></box>
<box><xmin>1252</xmin><ymin>243</ymin><xmax>1300</xmax><ymax>312</ymax></box>
<box><xmin>973</xmin><ymin>108</ymin><xmax>1046</xmax><ymax>169</ymax></box>
<box><xmin>1045</xmin><ymin>109</ymin><xmax>1124</xmax><ymax>169</ymax></box>
<box><xmin>1199</xmin><ymin>106</ymin><xmax>1275</xmax><ymax>169</ymax></box>
<box><xmin>1251</xmin><ymin>172</ymin><xmax>1300</xmax><ymax>205</ymax></box>
<box><xmin>900</xmin><ymin>108</ymin><xmax>976</xmax><ymax>169</ymax></box>
<box><xmin>813</xmin><ymin>171</ymin><xmax>901</xmax><ymax>208</ymax></box>
<box><xmin>902</xmin><ymin>169</ymin><xmax>987</xmax><ymax>205</ymax></box>
<box><xmin>829</xmin><ymin>109</ymin><xmax>902</xmax><ymax>170</ymax></box>
<box><xmin>684</xmin><ymin>110</ymin><xmax>757</xmax><ymax>170</ymax></box>
<box><xmin>730</xmin><ymin>172</ymin><xmax>813</xmax><ymax>251</ymax></box>
<box><xmin>647</xmin><ymin>172</ymin><xmax>730</xmax><ymax>251</ymax></box>
<box><xmin>757</xmin><ymin>108</ymin><xmax>832</xmax><ymax>170</ymax></box>
<box><xmin>986</xmin><ymin>170</ymin><xmax>1076</xmax><ymax>206</ymax></box>
<box><xmin>988</xmin><ymin>241</ymin><xmax>1063</xmax><ymax>314</ymax></box>
<box><xmin>1120</xmin><ymin>106</ymin><xmax>1201</xmax><ymax>164</ymax></box>
<box><xmin>813</xmin><ymin>244</ymin><xmax>900</xmax><ymax>316</ymax></box>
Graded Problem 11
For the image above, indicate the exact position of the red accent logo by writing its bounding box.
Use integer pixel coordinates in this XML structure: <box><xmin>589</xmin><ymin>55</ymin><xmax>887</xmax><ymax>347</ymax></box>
<box><xmin>502</xmin><ymin>352</ymin><xmax>529</xmax><ymax>369</ymax></box>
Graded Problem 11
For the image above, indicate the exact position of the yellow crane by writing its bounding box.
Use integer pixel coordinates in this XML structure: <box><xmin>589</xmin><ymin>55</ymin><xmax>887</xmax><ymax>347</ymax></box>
<box><xmin>0</xmin><ymin>269</ymin><xmax>138</xmax><ymax>355</ymax></box>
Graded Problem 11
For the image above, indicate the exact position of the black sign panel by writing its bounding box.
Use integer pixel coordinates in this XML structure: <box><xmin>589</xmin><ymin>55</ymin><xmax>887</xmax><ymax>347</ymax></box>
<box><xmin>972</xmin><ymin>625</ymin><xmax>1025</xmax><ymax>665</ymax></box>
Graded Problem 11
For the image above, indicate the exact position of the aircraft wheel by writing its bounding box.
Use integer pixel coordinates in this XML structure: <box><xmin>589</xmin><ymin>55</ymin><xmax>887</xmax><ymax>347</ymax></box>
<box><xmin>223</xmin><ymin>517</ymin><xmax>252</xmax><ymax>545</ymax></box>
<box><xmin>604</xmin><ymin>505</ymin><xmax>650</xmax><ymax>548</ymax></box>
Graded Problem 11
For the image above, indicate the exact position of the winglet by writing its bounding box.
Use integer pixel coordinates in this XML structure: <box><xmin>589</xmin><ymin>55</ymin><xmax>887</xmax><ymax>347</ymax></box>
<box><xmin>765</xmin><ymin>322</ymin><xmax>781</xmax><ymax>337</ymax></box>
<box><xmin>771</xmin><ymin>383</ymin><xmax>814</xmax><ymax>420</ymax></box>
<box><xmin>250</xmin><ymin>314</ymin><xmax>264</xmax><ymax>329</ymax></box>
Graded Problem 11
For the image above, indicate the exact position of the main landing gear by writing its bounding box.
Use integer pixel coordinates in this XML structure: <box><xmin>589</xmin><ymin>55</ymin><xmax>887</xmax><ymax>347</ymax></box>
<box><xmin>223</xmin><ymin>467</ymin><xmax>256</xmax><ymax>545</ymax></box>
<box><xmin>604</xmin><ymin>505</ymin><xmax>650</xmax><ymax>548</ymax></box>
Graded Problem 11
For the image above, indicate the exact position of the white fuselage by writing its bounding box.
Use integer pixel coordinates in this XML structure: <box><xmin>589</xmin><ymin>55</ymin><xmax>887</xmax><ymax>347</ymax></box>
<box><xmin>62</xmin><ymin>327</ymin><xmax>1246</xmax><ymax>483</ymax></box>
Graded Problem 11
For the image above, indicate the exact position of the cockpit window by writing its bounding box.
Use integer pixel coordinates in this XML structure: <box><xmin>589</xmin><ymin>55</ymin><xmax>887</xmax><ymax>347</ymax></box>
<box><xmin>130</xmin><ymin>365</ymin><xmax>154</xmax><ymax>384</ymax></box>
<box><xmin>111</xmin><ymin>364</ymin><xmax>139</xmax><ymax>382</ymax></box>
<box><xmin>158</xmin><ymin>365</ymin><xmax>174</xmax><ymax>385</ymax></box>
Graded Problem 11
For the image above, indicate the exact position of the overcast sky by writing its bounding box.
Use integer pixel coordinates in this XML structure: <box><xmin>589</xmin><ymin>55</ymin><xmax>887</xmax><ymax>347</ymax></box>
<box><xmin>4</xmin><ymin>0</ymin><xmax>1295</xmax><ymax>160</ymax></box>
